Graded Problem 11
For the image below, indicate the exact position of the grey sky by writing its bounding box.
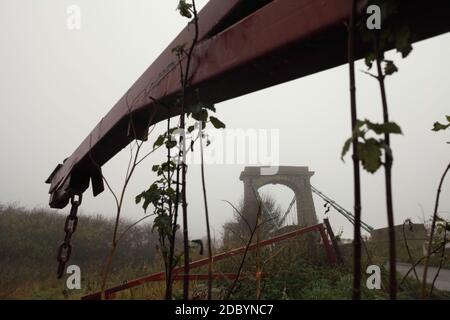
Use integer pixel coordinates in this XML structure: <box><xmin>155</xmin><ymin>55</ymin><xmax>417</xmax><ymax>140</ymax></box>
<box><xmin>0</xmin><ymin>0</ymin><xmax>449</xmax><ymax>240</ymax></box>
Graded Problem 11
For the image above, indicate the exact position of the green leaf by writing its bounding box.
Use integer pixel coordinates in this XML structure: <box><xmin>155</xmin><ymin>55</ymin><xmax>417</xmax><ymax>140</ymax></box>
<box><xmin>357</xmin><ymin>139</ymin><xmax>382</xmax><ymax>173</ymax></box>
<box><xmin>135</xmin><ymin>193</ymin><xmax>143</xmax><ymax>204</ymax></box>
<box><xmin>191</xmin><ymin>109</ymin><xmax>208</xmax><ymax>122</ymax></box>
<box><xmin>432</xmin><ymin>122</ymin><xmax>450</xmax><ymax>132</ymax></box>
<box><xmin>365</xmin><ymin>52</ymin><xmax>376</xmax><ymax>69</ymax></box>
<box><xmin>384</xmin><ymin>60</ymin><xmax>398</xmax><ymax>76</ymax></box>
<box><xmin>137</xmin><ymin>183</ymin><xmax>162</xmax><ymax>212</ymax></box>
<box><xmin>187</xmin><ymin>125</ymin><xmax>195</xmax><ymax>133</ymax></box>
<box><xmin>355</xmin><ymin>119</ymin><xmax>366</xmax><ymax>130</ymax></box>
<box><xmin>161</xmin><ymin>161</ymin><xmax>176</xmax><ymax>173</ymax></box>
<box><xmin>341</xmin><ymin>120</ymin><xmax>367</xmax><ymax>161</ymax></box>
<box><xmin>165</xmin><ymin>139</ymin><xmax>177</xmax><ymax>149</ymax></box>
<box><xmin>177</xmin><ymin>0</ymin><xmax>193</xmax><ymax>19</ymax></box>
<box><xmin>209</xmin><ymin>116</ymin><xmax>226</xmax><ymax>129</ymax></box>
<box><xmin>365</xmin><ymin>120</ymin><xmax>402</xmax><ymax>135</ymax></box>
<box><xmin>446</xmin><ymin>115</ymin><xmax>450</xmax><ymax>122</ymax></box>
<box><xmin>153</xmin><ymin>134</ymin><xmax>165</xmax><ymax>148</ymax></box>
<box><xmin>153</xmin><ymin>213</ymin><xmax>172</xmax><ymax>236</ymax></box>
<box><xmin>152</xmin><ymin>165</ymin><xmax>160</xmax><ymax>172</ymax></box>
<box><xmin>341</xmin><ymin>137</ymin><xmax>352</xmax><ymax>161</ymax></box>
<box><xmin>203</xmin><ymin>104</ymin><xmax>216</xmax><ymax>113</ymax></box>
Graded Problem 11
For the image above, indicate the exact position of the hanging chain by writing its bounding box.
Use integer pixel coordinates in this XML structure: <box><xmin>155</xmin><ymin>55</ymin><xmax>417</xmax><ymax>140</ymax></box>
<box><xmin>57</xmin><ymin>194</ymin><xmax>82</xmax><ymax>279</ymax></box>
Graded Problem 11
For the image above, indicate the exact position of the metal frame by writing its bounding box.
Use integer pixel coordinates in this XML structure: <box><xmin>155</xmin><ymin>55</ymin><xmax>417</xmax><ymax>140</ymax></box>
<box><xmin>46</xmin><ymin>0</ymin><xmax>450</xmax><ymax>208</ymax></box>
<box><xmin>311</xmin><ymin>185</ymin><xmax>373</xmax><ymax>232</ymax></box>
<box><xmin>82</xmin><ymin>222</ymin><xmax>336</xmax><ymax>300</ymax></box>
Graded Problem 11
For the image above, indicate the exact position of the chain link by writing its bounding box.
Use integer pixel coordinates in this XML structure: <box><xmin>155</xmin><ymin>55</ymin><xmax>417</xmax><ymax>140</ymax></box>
<box><xmin>57</xmin><ymin>194</ymin><xmax>82</xmax><ymax>279</ymax></box>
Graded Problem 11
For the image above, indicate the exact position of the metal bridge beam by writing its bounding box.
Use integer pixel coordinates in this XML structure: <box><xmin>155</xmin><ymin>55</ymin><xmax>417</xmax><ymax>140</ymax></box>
<box><xmin>46</xmin><ymin>0</ymin><xmax>450</xmax><ymax>208</ymax></box>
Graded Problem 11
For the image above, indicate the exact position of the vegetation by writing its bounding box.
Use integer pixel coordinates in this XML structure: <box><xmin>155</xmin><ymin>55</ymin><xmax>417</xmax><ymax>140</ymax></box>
<box><xmin>1</xmin><ymin>199</ymin><xmax>449</xmax><ymax>300</ymax></box>
<box><xmin>0</xmin><ymin>204</ymin><xmax>160</xmax><ymax>300</ymax></box>
<box><xmin>5</xmin><ymin>0</ymin><xmax>448</xmax><ymax>302</ymax></box>
<box><xmin>344</xmin><ymin>0</ymin><xmax>449</xmax><ymax>299</ymax></box>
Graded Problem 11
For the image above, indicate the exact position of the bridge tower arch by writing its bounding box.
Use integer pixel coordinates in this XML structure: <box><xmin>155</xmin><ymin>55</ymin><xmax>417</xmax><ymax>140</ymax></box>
<box><xmin>239</xmin><ymin>166</ymin><xmax>317</xmax><ymax>228</ymax></box>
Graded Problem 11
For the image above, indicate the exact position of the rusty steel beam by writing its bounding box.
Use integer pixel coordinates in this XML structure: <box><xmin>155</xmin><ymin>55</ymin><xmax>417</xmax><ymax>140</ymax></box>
<box><xmin>102</xmin><ymin>274</ymin><xmax>265</xmax><ymax>300</ymax></box>
<box><xmin>323</xmin><ymin>217</ymin><xmax>343</xmax><ymax>263</ymax></box>
<box><xmin>171</xmin><ymin>273</ymin><xmax>251</xmax><ymax>281</ymax></box>
<box><xmin>82</xmin><ymin>223</ymin><xmax>326</xmax><ymax>300</ymax></box>
<box><xmin>46</xmin><ymin>0</ymin><xmax>450</xmax><ymax>208</ymax></box>
<box><xmin>318</xmin><ymin>224</ymin><xmax>337</xmax><ymax>265</ymax></box>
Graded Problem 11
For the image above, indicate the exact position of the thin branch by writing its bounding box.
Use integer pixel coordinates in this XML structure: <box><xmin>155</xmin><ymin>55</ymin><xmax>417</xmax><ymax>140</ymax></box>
<box><xmin>97</xmin><ymin>108</ymin><xmax>158</xmax><ymax>299</ymax></box>
<box><xmin>113</xmin><ymin>140</ymin><xmax>143</xmax><ymax>245</ymax></box>
<box><xmin>399</xmin><ymin>242</ymin><xmax>445</xmax><ymax>286</ymax></box>
<box><xmin>348</xmin><ymin>0</ymin><xmax>362</xmax><ymax>300</ymax></box>
<box><xmin>360</xmin><ymin>70</ymin><xmax>378</xmax><ymax>79</ymax></box>
<box><xmin>198</xmin><ymin>127</ymin><xmax>213</xmax><ymax>300</ymax></box>
<box><xmin>221</xmin><ymin>199</ymin><xmax>279</xmax><ymax>300</ymax></box>
<box><xmin>375</xmin><ymin>33</ymin><xmax>397</xmax><ymax>300</ymax></box>
<box><xmin>225</xmin><ymin>205</ymin><xmax>261</xmax><ymax>300</ymax></box>
<box><xmin>116</xmin><ymin>214</ymin><xmax>156</xmax><ymax>244</ymax></box>
<box><xmin>421</xmin><ymin>161</ymin><xmax>450</xmax><ymax>299</ymax></box>
<box><xmin>402</xmin><ymin>219</ymin><xmax>419</xmax><ymax>281</ymax></box>
<box><xmin>178</xmin><ymin>0</ymin><xmax>200</xmax><ymax>299</ymax></box>
<box><xmin>221</xmin><ymin>200</ymin><xmax>253</xmax><ymax>235</ymax></box>
<box><xmin>100</xmin><ymin>140</ymin><xmax>143</xmax><ymax>299</ymax></box>
<box><xmin>430</xmin><ymin>225</ymin><xmax>447</xmax><ymax>296</ymax></box>
<box><xmin>136</xmin><ymin>144</ymin><xmax>162</xmax><ymax>166</ymax></box>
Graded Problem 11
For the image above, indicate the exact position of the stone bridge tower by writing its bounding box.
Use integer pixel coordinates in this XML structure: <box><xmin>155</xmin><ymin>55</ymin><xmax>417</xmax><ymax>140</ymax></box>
<box><xmin>239</xmin><ymin>166</ymin><xmax>317</xmax><ymax>228</ymax></box>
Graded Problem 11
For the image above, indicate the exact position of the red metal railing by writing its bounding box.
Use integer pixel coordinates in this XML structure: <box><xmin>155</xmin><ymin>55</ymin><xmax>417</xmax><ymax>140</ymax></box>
<box><xmin>82</xmin><ymin>223</ymin><xmax>336</xmax><ymax>300</ymax></box>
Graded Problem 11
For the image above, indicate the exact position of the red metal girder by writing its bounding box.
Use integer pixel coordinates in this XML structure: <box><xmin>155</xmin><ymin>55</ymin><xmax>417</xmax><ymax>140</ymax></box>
<box><xmin>171</xmin><ymin>273</ymin><xmax>249</xmax><ymax>281</ymax></box>
<box><xmin>318</xmin><ymin>224</ymin><xmax>337</xmax><ymax>265</ymax></box>
<box><xmin>46</xmin><ymin>0</ymin><xmax>450</xmax><ymax>208</ymax></box>
<box><xmin>82</xmin><ymin>223</ymin><xmax>323</xmax><ymax>300</ymax></box>
<box><xmin>45</xmin><ymin>0</ymin><xmax>250</xmax><ymax>208</ymax></box>
<box><xmin>103</xmin><ymin>274</ymin><xmax>264</xmax><ymax>300</ymax></box>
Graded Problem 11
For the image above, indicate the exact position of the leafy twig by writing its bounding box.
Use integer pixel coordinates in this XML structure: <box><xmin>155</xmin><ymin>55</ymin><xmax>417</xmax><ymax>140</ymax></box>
<box><xmin>374</xmin><ymin>33</ymin><xmax>397</xmax><ymax>300</ymax></box>
<box><xmin>402</xmin><ymin>219</ymin><xmax>419</xmax><ymax>281</ymax></box>
<box><xmin>198</xmin><ymin>127</ymin><xmax>213</xmax><ymax>300</ymax></box>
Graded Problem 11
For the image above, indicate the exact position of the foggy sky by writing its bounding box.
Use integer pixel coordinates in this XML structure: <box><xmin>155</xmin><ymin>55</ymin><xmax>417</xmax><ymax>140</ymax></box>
<box><xmin>0</xmin><ymin>0</ymin><xmax>449</xmax><ymax>240</ymax></box>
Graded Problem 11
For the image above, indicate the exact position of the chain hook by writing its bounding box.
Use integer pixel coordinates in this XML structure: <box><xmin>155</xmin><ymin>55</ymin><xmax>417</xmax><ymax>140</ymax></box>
<box><xmin>56</xmin><ymin>194</ymin><xmax>82</xmax><ymax>279</ymax></box>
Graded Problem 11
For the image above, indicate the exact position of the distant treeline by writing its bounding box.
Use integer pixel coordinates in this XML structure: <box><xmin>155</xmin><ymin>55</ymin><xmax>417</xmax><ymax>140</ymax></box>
<box><xmin>0</xmin><ymin>204</ymin><xmax>160</xmax><ymax>299</ymax></box>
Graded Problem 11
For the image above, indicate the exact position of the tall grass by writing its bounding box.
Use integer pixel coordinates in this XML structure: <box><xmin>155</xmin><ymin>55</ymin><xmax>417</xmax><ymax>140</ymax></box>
<box><xmin>0</xmin><ymin>204</ymin><xmax>160</xmax><ymax>299</ymax></box>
